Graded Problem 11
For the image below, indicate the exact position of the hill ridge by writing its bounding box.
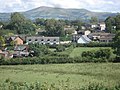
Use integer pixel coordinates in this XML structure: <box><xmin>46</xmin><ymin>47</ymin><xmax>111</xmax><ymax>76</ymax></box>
<box><xmin>0</xmin><ymin>6</ymin><xmax>116</xmax><ymax>21</ymax></box>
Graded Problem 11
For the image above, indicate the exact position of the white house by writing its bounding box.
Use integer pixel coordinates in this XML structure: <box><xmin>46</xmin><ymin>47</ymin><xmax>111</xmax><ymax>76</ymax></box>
<box><xmin>99</xmin><ymin>23</ymin><xmax>106</xmax><ymax>31</ymax></box>
<box><xmin>84</xmin><ymin>30</ymin><xmax>91</xmax><ymax>36</ymax></box>
<box><xmin>72</xmin><ymin>35</ymin><xmax>91</xmax><ymax>44</ymax></box>
<box><xmin>91</xmin><ymin>24</ymin><xmax>97</xmax><ymax>29</ymax></box>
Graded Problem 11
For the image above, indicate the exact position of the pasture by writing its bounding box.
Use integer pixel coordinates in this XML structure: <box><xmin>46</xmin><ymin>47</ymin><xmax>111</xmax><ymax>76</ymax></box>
<box><xmin>69</xmin><ymin>47</ymin><xmax>113</xmax><ymax>57</ymax></box>
<box><xmin>0</xmin><ymin>63</ymin><xmax>120</xmax><ymax>89</ymax></box>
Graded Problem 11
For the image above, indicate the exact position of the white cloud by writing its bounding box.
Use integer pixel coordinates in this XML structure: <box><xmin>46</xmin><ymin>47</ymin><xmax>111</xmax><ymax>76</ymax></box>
<box><xmin>0</xmin><ymin>0</ymin><xmax>120</xmax><ymax>12</ymax></box>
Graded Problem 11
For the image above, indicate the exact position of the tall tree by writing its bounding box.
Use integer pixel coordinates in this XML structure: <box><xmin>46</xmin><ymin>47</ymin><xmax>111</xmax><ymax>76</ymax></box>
<box><xmin>90</xmin><ymin>16</ymin><xmax>98</xmax><ymax>24</ymax></box>
<box><xmin>7</xmin><ymin>12</ymin><xmax>35</xmax><ymax>34</ymax></box>
<box><xmin>113</xmin><ymin>31</ymin><xmax>120</xmax><ymax>56</ymax></box>
<box><xmin>71</xmin><ymin>20</ymin><xmax>83</xmax><ymax>31</ymax></box>
<box><xmin>115</xmin><ymin>14</ymin><xmax>120</xmax><ymax>31</ymax></box>
<box><xmin>35</xmin><ymin>18</ymin><xmax>45</xmax><ymax>26</ymax></box>
<box><xmin>45</xmin><ymin>19</ymin><xmax>65</xmax><ymax>36</ymax></box>
<box><xmin>105</xmin><ymin>16</ymin><xmax>115</xmax><ymax>33</ymax></box>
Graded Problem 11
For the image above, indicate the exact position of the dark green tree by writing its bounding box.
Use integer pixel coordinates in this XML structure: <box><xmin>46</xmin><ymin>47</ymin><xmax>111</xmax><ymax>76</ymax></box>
<box><xmin>7</xmin><ymin>12</ymin><xmax>35</xmax><ymax>34</ymax></box>
<box><xmin>105</xmin><ymin>16</ymin><xmax>115</xmax><ymax>33</ymax></box>
<box><xmin>115</xmin><ymin>14</ymin><xmax>120</xmax><ymax>31</ymax></box>
<box><xmin>45</xmin><ymin>19</ymin><xmax>65</xmax><ymax>36</ymax></box>
<box><xmin>71</xmin><ymin>20</ymin><xmax>83</xmax><ymax>31</ymax></box>
<box><xmin>56</xmin><ymin>45</ymin><xmax>65</xmax><ymax>52</ymax></box>
<box><xmin>90</xmin><ymin>16</ymin><xmax>98</xmax><ymax>24</ymax></box>
<box><xmin>29</xmin><ymin>43</ymin><xmax>50</xmax><ymax>56</ymax></box>
<box><xmin>35</xmin><ymin>18</ymin><xmax>45</xmax><ymax>26</ymax></box>
<box><xmin>113</xmin><ymin>31</ymin><xmax>120</xmax><ymax>56</ymax></box>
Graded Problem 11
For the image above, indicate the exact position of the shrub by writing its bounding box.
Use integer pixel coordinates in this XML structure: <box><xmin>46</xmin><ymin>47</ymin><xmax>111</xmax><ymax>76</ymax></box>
<box><xmin>29</xmin><ymin>43</ymin><xmax>50</xmax><ymax>57</ymax></box>
<box><xmin>55</xmin><ymin>45</ymin><xmax>65</xmax><ymax>52</ymax></box>
<box><xmin>81</xmin><ymin>48</ymin><xmax>112</xmax><ymax>62</ymax></box>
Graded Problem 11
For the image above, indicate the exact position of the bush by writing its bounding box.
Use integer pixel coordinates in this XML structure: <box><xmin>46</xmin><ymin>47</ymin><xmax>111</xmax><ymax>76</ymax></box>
<box><xmin>29</xmin><ymin>43</ymin><xmax>50</xmax><ymax>56</ymax></box>
<box><xmin>113</xmin><ymin>56</ymin><xmax>120</xmax><ymax>62</ymax></box>
<box><xmin>55</xmin><ymin>45</ymin><xmax>65</xmax><ymax>52</ymax></box>
<box><xmin>81</xmin><ymin>48</ymin><xmax>112</xmax><ymax>62</ymax></box>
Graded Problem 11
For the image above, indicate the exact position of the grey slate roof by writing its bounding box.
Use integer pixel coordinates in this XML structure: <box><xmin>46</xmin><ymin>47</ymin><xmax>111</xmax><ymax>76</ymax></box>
<box><xmin>26</xmin><ymin>36</ymin><xmax>59</xmax><ymax>42</ymax></box>
<box><xmin>82</xmin><ymin>35</ymin><xmax>91</xmax><ymax>42</ymax></box>
<box><xmin>14</xmin><ymin>45</ymin><xmax>28</xmax><ymax>51</ymax></box>
<box><xmin>26</xmin><ymin>36</ymin><xmax>60</xmax><ymax>44</ymax></box>
<box><xmin>72</xmin><ymin>34</ymin><xmax>91</xmax><ymax>43</ymax></box>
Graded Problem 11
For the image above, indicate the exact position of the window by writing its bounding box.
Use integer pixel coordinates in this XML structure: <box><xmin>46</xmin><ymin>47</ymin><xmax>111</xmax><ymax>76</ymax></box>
<box><xmin>35</xmin><ymin>39</ymin><xmax>38</xmax><ymax>41</ymax></box>
<box><xmin>41</xmin><ymin>39</ymin><xmax>44</xmax><ymax>41</ymax></box>
<box><xmin>103</xmin><ymin>40</ymin><xmax>106</xmax><ymax>42</ymax></box>
<box><xmin>29</xmin><ymin>39</ymin><xmax>31</xmax><ymax>41</ymax></box>
<box><xmin>54</xmin><ymin>39</ymin><xmax>56</xmax><ymax>41</ymax></box>
<box><xmin>109</xmin><ymin>40</ymin><xmax>112</xmax><ymax>42</ymax></box>
<box><xmin>47</xmin><ymin>39</ymin><xmax>50</xmax><ymax>41</ymax></box>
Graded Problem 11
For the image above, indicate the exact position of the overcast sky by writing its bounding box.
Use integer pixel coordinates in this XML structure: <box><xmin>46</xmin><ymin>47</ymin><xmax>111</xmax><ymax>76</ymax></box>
<box><xmin>0</xmin><ymin>0</ymin><xmax>120</xmax><ymax>13</ymax></box>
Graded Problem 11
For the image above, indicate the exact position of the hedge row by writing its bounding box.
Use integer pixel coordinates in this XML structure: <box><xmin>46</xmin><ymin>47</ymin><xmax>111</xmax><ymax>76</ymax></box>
<box><xmin>47</xmin><ymin>42</ymin><xmax>113</xmax><ymax>49</ymax></box>
<box><xmin>76</xmin><ymin>42</ymin><xmax>113</xmax><ymax>47</ymax></box>
<box><xmin>0</xmin><ymin>56</ymin><xmax>115</xmax><ymax>65</ymax></box>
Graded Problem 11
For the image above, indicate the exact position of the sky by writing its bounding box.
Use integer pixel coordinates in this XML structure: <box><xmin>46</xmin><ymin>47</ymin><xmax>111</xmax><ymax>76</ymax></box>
<box><xmin>0</xmin><ymin>0</ymin><xmax>120</xmax><ymax>13</ymax></box>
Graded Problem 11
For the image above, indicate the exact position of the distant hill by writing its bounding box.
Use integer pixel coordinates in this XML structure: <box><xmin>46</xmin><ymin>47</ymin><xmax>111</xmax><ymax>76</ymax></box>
<box><xmin>0</xmin><ymin>6</ymin><xmax>117</xmax><ymax>21</ymax></box>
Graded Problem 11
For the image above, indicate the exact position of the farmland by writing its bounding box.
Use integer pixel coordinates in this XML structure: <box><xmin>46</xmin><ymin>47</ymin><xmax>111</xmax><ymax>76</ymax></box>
<box><xmin>69</xmin><ymin>47</ymin><xmax>113</xmax><ymax>57</ymax></box>
<box><xmin>0</xmin><ymin>63</ymin><xmax>120</xmax><ymax>89</ymax></box>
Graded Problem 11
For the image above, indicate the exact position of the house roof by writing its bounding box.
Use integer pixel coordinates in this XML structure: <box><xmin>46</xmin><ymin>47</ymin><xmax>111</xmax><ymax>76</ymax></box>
<box><xmin>0</xmin><ymin>50</ymin><xmax>2</xmax><ymax>53</ymax></box>
<box><xmin>10</xmin><ymin>36</ymin><xmax>17</xmax><ymax>40</ymax></box>
<box><xmin>26</xmin><ymin>36</ymin><xmax>59</xmax><ymax>41</ymax></box>
<box><xmin>7</xmin><ymin>35</ymin><xmax>25</xmax><ymax>41</ymax></box>
<box><xmin>77</xmin><ymin>35</ymin><xmax>91</xmax><ymax>44</ymax></box>
<box><xmin>72</xmin><ymin>34</ymin><xmax>91</xmax><ymax>43</ymax></box>
<box><xmin>14</xmin><ymin>45</ymin><xmax>28</xmax><ymax>51</ymax></box>
<box><xmin>82</xmin><ymin>35</ymin><xmax>92</xmax><ymax>42</ymax></box>
<box><xmin>89</xmin><ymin>33</ymin><xmax>115</xmax><ymax>36</ymax></box>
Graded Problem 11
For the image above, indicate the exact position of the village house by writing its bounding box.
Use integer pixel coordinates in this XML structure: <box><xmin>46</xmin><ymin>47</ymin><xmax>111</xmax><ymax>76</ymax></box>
<box><xmin>90</xmin><ymin>22</ymin><xmax>106</xmax><ymax>31</ymax></box>
<box><xmin>26</xmin><ymin>36</ymin><xmax>60</xmax><ymax>45</ymax></box>
<box><xmin>98</xmin><ymin>23</ymin><xmax>106</xmax><ymax>31</ymax></box>
<box><xmin>6</xmin><ymin>36</ymin><xmax>24</xmax><ymax>45</ymax></box>
<box><xmin>77</xmin><ymin>30</ymin><xmax>91</xmax><ymax>36</ymax></box>
<box><xmin>91</xmin><ymin>24</ymin><xmax>97</xmax><ymax>29</ymax></box>
<box><xmin>13</xmin><ymin>45</ymin><xmax>29</xmax><ymax>57</ymax></box>
<box><xmin>88</xmin><ymin>32</ymin><xmax>115</xmax><ymax>43</ymax></box>
<box><xmin>72</xmin><ymin>34</ymin><xmax>92</xmax><ymax>44</ymax></box>
<box><xmin>81</xmin><ymin>26</ymin><xmax>86</xmax><ymax>30</ymax></box>
<box><xmin>0</xmin><ymin>49</ymin><xmax>13</xmax><ymax>58</ymax></box>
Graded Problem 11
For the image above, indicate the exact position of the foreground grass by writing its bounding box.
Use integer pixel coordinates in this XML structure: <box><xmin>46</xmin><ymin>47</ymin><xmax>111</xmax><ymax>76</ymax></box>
<box><xmin>0</xmin><ymin>63</ymin><xmax>120</xmax><ymax>89</ymax></box>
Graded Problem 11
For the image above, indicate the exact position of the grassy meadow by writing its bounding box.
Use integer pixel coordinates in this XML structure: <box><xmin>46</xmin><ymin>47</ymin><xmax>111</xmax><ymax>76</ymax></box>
<box><xmin>0</xmin><ymin>47</ymin><xmax>118</xmax><ymax>89</ymax></box>
<box><xmin>0</xmin><ymin>63</ymin><xmax>120</xmax><ymax>89</ymax></box>
<box><xmin>69</xmin><ymin>47</ymin><xmax>113</xmax><ymax>57</ymax></box>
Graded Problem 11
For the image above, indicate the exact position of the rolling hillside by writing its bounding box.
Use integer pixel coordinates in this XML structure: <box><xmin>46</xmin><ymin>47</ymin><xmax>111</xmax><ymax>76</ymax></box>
<box><xmin>0</xmin><ymin>6</ymin><xmax>116</xmax><ymax>21</ymax></box>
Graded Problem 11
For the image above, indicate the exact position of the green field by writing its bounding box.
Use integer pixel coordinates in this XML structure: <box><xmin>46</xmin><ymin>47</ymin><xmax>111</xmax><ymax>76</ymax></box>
<box><xmin>0</xmin><ymin>63</ymin><xmax>120</xmax><ymax>89</ymax></box>
<box><xmin>70</xmin><ymin>47</ymin><xmax>112</xmax><ymax>57</ymax></box>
